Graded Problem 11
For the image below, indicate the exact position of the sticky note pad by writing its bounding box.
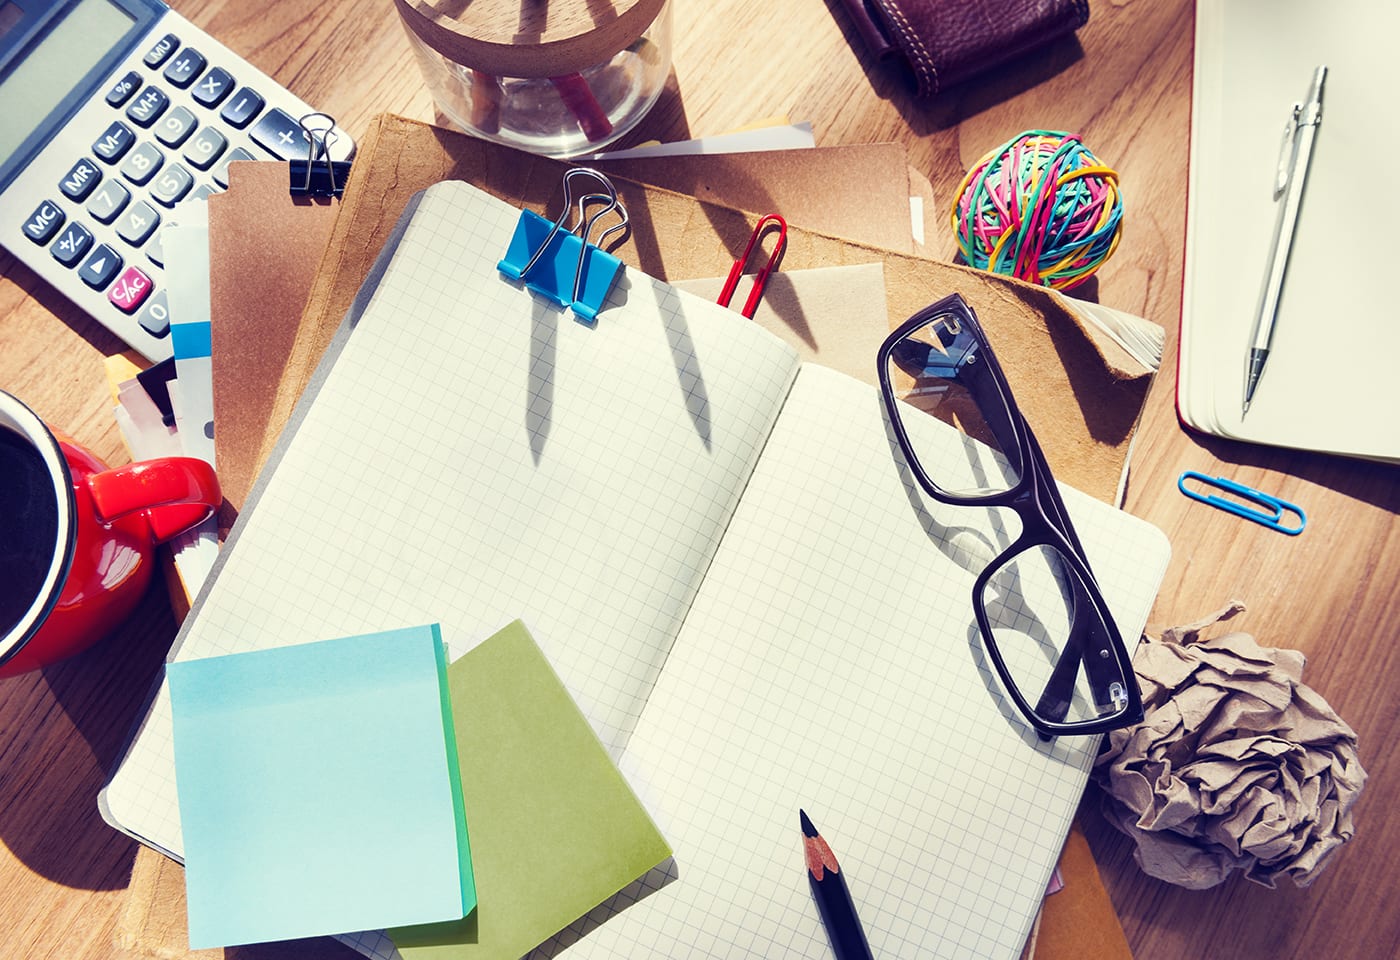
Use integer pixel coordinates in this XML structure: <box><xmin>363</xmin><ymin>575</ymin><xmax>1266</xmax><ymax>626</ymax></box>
<box><xmin>390</xmin><ymin>619</ymin><xmax>671</xmax><ymax>960</ymax></box>
<box><xmin>168</xmin><ymin>624</ymin><xmax>474</xmax><ymax>949</ymax></box>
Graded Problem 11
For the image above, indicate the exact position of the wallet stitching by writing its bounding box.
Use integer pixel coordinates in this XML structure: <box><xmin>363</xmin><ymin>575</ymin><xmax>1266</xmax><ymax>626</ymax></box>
<box><xmin>871</xmin><ymin>0</ymin><xmax>939</xmax><ymax>96</ymax></box>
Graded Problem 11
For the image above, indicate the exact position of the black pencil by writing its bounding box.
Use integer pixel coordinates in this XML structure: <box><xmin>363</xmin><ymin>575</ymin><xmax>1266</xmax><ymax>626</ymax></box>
<box><xmin>800</xmin><ymin>809</ymin><xmax>875</xmax><ymax>960</ymax></box>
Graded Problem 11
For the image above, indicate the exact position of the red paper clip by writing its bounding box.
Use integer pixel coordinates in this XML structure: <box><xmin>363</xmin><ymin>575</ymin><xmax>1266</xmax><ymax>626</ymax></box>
<box><xmin>718</xmin><ymin>214</ymin><xmax>787</xmax><ymax>318</ymax></box>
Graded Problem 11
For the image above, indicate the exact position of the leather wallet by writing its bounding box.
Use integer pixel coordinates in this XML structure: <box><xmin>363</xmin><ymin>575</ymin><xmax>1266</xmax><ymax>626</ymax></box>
<box><xmin>838</xmin><ymin>0</ymin><xmax>1090</xmax><ymax>98</ymax></box>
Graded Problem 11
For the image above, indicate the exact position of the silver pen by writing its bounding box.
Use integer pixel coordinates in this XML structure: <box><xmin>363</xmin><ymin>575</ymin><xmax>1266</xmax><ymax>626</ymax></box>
<box><xmin>1243</xmin><ymin>64</ymin><xmax>1327</xmax><ymax>415</ymax></box>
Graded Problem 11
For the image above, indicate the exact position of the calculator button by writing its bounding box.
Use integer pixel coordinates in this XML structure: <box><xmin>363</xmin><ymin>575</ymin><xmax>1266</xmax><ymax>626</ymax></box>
<box><xmin>87</xmin><ymin>180</ymin><xmax>131</xmax><ymax>224</ymax></box>
<box><xmin>59</xmin><ymin>158</ymin><xmax>102</xmax><ymax>200</ymax></box>
<box><xmin>192</xmin><ymin>66</ymin><xmax>234</xmax><ymax>108</ymax></box>
<box><xmin>213</xmin><ymin>147</ymin><xmax>255</xmax><ymax>187</ymax></box>
<box><xmin>108</xmin><ymin>265</ymin><xmax>154</xmax><ymax>314</ymax></box>
<box><xmin>190</xmin><ymin>184</ymin><xmax>217</xmax><ymax>202</ymax></box>
<box><xmin>150</xmin><ymin>163</ymin><xmax>194</xmax><ymax>206</ymax></box>
<box><xmin>184</xmin><ymin>127</ymin><xmax>227</xmax><ymax>170</ymax></box>
<box><xmin>125</xmin><ymin>85</ymin><xmax>170</xmax><ymax>127</ymax></box>
<box><xmin>249</xmin><ymin>107</ymin><xmax>310</xmax><ymax>159</ymax></box>
<box><xmin>146</xmin><ymin>228</ymin><xmax>166</xmax><ymax>267</ymax></box>
<box><xmin>79</xmin><ymin>244</ymin><xmax>122</xmax><ymax>288</ymax></box>
<box><xmin>136</xmin><ymin>289</ymin><xmax>171</xmax><ymax>337</ymax></box>
<box><xmin>155</xmin><ymin>105</ymin><xmax>197</xmax><ymax>147</ymax></box>
<box><xmin>50</xmin><ymin>221</ymin><xmax>94</xmax><ymax>266</ymax></box>
<box><xmin>219</xmin><ymin>87</ymin><xmax>264</xmax><ymax>129</ymax></box>
<box><xmin>163</xmin><ymin>48</ymin><xmax>206</xmax><ymax>88</ymax></box>
<box><xmin>105</xmin><ymin>71</ymin><xmax>142</xmax><ymax>107</ymax></box>
<box><xmin>116</xmin><ymin>200</ymin><xmax>160</xmax><ymax>246</ymax></box>
<box><xmin>22</xmin><ymin>200</ymin><xmax>65</xmax><ymax>243</ymax></box>
<box><xmin>93</xmin><ymin>121</ymin><xmax>135</xmax><ymax>162</ymax></box>
<box><xmin>143</xmin><ymin>33</ymin><xmax>179</xmax><ymax>68</ymax></box>
<box><xmin>120</xmin><ymin>142</ymin><xmax>164</xmax><ymax>185</ymax></box>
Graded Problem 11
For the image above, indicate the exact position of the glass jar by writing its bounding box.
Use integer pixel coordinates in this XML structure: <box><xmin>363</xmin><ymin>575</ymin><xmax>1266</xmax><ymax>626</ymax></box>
<box><xmin>396</xmin><ymin>0</ymin><xmax>672</xmax><ymax>158</ymax></box>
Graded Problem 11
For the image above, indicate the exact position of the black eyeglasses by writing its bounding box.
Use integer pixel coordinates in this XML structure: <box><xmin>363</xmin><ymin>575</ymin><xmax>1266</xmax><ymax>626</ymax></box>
<box><xmin>876</xmin><ymin>293</ymin><xmax>1143</xmax><ymax>738</ymax></box>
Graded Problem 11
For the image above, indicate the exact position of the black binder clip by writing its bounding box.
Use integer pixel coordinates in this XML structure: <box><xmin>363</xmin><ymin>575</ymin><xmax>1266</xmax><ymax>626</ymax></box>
<box><xmin>496</xmin><ymin>167</ymin><xmax>628</xmax><ymax>325</ymax></box>
<box><xmin>289</xmin><ymin>113</ymin><xmax>351</xmax><ymax>198</ymax></box>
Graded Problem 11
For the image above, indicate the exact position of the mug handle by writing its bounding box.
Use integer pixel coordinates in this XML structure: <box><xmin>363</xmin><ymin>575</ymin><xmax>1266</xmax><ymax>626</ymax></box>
<box><xmin>87</xmin><ymin>457</ymin><xmax>222</xmax><ymax>542</ymax></box>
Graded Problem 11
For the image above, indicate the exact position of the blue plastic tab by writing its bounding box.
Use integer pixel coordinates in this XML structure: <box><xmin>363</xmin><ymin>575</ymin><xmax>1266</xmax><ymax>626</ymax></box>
<box><xmin>497</xmin><ymin>208</ymin><xmax>622</xmax><ymax>325</ymax></box>
<box><xmin>171</xmin><ymin>320</ymin><xmax>212</xmax><ymax>360</ymax></box>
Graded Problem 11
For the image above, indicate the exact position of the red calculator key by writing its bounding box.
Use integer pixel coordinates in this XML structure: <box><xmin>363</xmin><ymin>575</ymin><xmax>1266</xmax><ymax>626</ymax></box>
<box><xmin>108</xmin><ymin>265</ymin><xmax>154</xmax><ymax>314</ymax></box>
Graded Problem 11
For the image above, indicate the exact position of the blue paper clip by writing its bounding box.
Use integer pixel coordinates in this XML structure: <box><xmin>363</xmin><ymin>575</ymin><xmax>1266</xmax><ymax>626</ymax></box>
<box><xmin>496</xmin><ymin>167</ymin><xmax>628</xmax><ymax>325</ymax></box>
<box><xmin>1178</xmin><ymin>471</ymin><xmax>1305</xmax><ymax>535</ymax></box>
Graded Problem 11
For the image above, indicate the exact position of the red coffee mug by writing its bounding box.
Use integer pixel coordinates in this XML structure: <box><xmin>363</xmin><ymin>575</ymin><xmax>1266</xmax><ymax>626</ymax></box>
<box><xmin>0</xmin><ymin>389</ymin><xmax>220</xmax><ymax>677</ymax></box>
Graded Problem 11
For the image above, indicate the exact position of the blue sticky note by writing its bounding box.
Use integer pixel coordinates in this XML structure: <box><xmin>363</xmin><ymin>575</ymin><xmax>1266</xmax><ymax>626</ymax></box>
<box><xmin>168</xmin><ymin>624</ymin><xmax>474</xmax><ymax>949</ymax></box>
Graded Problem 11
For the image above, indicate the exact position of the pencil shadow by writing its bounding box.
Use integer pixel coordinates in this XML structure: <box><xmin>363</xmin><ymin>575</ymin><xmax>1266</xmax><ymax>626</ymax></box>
<box><xmin>0</xmin><ymin>579</ymin><xmax>175</xmax><ymax>889</ymax></box>
<box><xmin>526</xmin><ymin>298</ymin><xmax>558</xmax><ymax>464</ymax></box>
<box><xmin>653</xmin><ymin>282</ymin><xmax>712</xmax><ymax>451</ymax></box>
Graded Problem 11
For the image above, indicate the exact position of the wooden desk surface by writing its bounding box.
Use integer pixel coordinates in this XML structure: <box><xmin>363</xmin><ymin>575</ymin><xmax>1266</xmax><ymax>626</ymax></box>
<box><xmin>2</xmin><ymin>1</ymin><xmax>1395</xmax><ymax>958</ymax></box>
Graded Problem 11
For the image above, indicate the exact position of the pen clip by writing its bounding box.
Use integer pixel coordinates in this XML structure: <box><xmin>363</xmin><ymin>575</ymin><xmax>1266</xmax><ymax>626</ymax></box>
<box><xmin>1178</xmin><ymin>471</ymin><xmax>1305</xmax><ymax>535</ymax></box>
<box><xmin>1274</xmin><ymin>104</ymin><xmax>1301</xmax><ymax>197</ymax></box>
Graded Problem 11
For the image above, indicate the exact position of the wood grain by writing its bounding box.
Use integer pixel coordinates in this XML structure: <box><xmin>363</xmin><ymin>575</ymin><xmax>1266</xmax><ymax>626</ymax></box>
<box><xmin>1</xmin><ymin>1</ymin><xmax>1395</xmax><ymax>958</ymax></box>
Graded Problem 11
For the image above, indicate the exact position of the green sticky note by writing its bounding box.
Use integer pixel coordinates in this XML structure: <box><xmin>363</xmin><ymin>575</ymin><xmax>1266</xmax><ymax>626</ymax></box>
<box><xmin>169</xmin><ymin>624</ymin><xmax>475</xmax><ymax>949</ymax></box>
<box><xmin>390</xmin><ymin>620</ymin><xmax>671</xmax><ymax>960</ymax></box>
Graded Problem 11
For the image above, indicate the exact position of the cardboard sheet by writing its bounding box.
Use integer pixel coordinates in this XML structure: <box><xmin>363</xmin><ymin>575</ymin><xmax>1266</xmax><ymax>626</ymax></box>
<box><xmin>206</xmin><ymin>165</ymin><xmax>341</xmax><ymax>518</ymax></box>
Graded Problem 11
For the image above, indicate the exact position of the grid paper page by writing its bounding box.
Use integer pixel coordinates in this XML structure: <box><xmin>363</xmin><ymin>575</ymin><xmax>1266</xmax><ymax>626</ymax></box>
<box><xmin>576</xmin><ymin>366</ymin><xmax>1170</xmax><ymax>960</ymax></box>
<box><xmin>101</xmin><ymin>180</ymin><xmax>802</xmax><ymax>862</ymax></box>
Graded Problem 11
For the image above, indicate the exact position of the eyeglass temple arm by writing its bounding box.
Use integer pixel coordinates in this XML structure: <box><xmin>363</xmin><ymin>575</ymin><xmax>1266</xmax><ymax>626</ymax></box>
<box><xmin>1021</xmin><ymin>412</ymin><xmax>1133</xmax><ymax>728</ymax></box>
<box><xmin>926</xmin><ymin>321</ymin><xmax>1137</xmax><ymax>732</ymax></box>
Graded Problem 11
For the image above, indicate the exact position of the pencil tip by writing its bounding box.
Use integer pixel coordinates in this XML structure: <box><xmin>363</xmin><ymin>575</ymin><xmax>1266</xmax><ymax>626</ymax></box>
<box><xmin>799</xmin><ymin>809</ymin><xmax>817</xmax><ymax>837</ymax></box>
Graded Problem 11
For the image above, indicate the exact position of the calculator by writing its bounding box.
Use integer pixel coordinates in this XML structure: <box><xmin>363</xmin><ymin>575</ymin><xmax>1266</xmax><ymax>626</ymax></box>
<box><xmin>0</xmin><ymin>0</ymin><xmax>353</xmax><ymax>363</ymax></box>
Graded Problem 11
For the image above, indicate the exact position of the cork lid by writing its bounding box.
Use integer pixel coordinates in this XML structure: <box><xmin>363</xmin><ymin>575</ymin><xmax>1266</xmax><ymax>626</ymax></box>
<box><xmin>395</xmin><ymin>0</ymin><xmax>666</xmax><ymax>79</ymax></box>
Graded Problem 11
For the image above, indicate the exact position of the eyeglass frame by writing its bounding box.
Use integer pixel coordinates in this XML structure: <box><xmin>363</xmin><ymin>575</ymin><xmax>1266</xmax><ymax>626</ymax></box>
<box><xmin>875</xmin><ymin>292</ymin><xmax>1144</xmax><ymax>738</ymax></box>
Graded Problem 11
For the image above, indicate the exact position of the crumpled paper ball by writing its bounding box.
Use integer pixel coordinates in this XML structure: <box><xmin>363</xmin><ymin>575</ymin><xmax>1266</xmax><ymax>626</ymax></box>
<box><xmin>1092</xmin><ymin>602</ymin><xmax>1367</xmax><ymax>889</ymax></box>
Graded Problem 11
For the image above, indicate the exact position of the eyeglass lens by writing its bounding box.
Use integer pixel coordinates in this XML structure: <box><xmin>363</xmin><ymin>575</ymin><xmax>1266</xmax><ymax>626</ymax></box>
<box><xmin>981</xmin><ymin>543</ymin><xmax>1132</xmax><ymax>728</ymax></box>
<box><xmin>883</xmin><ymin>310</ymin><xmax>1024</xmax><ymax>499</ymax></box>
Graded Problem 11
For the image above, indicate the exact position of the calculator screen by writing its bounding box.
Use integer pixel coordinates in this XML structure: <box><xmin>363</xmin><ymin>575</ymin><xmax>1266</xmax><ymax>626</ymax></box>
<box><xmin>0</xmin><ymin>0</ymin><xmax>148</xmax><ymax>173</ymax></box>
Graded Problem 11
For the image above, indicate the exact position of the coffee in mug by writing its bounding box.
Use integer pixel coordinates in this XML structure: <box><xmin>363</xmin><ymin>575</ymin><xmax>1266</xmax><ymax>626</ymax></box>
<box><xmin>0</xmin><ymin>389</ymin><xmax>221</xmax><ymax>676</ymax></box>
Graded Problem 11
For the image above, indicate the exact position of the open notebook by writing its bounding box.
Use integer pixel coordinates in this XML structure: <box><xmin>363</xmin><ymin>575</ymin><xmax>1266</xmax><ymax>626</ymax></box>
<box><xmin>101</xmin><ymin>181</ymin><xmax>1169</xmax><ymax>960</ymax></box>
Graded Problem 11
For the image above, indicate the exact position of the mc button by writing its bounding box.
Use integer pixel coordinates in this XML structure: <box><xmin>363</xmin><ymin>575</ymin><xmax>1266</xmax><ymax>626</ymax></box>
<box><xmin>22</xmin><ymin>201</ymin><xmax>64</xmax><ymax>244</ymax></box>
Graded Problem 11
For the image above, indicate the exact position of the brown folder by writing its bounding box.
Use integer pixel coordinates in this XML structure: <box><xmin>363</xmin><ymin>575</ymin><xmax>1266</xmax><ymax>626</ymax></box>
<box><xmin>206</xmin><ymin>164</ymin><xmax>341</xmax><ymax>519</ymax></box>
<box><xmin>264</xmin><ymin>114</ymin><xmax>1153</xmax><ymax>504</ymax></box>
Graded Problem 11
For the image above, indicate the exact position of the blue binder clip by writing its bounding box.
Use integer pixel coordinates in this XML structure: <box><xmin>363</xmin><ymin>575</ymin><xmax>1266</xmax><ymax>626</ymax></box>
<box><xmin>1178</xmin><ymin>471</ymin><xmax>1306</xmax><ymax>535</ymax></box>
<box><xmin>496</xmin><ymin>167</ymin><xmax>628</xmax><ymax>325</ymax></box>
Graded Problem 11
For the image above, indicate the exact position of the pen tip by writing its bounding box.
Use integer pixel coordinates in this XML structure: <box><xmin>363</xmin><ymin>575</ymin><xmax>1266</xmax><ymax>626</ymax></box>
<box><xmin>799</xmin><ymin>809</ymin><xmax>817</xmax><ymax>837</ymax></box>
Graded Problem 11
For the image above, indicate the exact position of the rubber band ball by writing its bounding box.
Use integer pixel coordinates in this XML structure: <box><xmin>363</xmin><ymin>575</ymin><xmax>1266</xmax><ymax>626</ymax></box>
<box><xmin>950</xmin><ymin>130</ymin><xmax>1124</xmax><ymax>290</ymax></box>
